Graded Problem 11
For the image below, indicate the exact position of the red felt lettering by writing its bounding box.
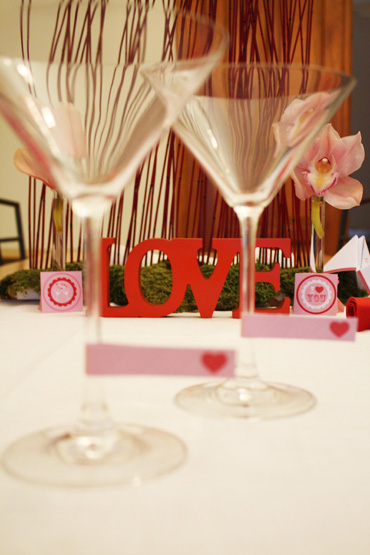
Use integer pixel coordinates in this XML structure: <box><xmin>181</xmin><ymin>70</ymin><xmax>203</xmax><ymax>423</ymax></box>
<box><xmin>185</xmin><ymin>239</ymin><xmax>240</xmax><ymax>318</ymax></box>
<box><xmin>101</xmin><ymin>238</ymin><xmax>188</xmax><ymax>317</ymax></box>
<box><xmin>100</xmin><ymin>238</ymin><xmax>291</xmax><ymax>318</ymax></box>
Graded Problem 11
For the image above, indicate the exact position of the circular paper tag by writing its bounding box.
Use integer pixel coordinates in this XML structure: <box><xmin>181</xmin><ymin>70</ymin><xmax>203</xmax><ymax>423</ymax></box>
<box><xmin>44</xmin><ymin>273</ymin><xmax>82</xmax><ymax>311</ymax></box>
<box><xmin>296</xmin><ymin>275</ymin><xmax>336</xmax><ymax>315</ymax></box>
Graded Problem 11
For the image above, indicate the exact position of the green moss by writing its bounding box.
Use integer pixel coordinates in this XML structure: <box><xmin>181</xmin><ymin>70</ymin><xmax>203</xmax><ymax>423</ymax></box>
<box><xmin>337</xmin><ymin>271</ymin><xmax>368</xmax><ymax>304</ymax></box>
<box><xmin>0</xmin><ymin>269</ymin><xmax>41</xmax><ymax>299</ymax></box>
<box><xmin>109</xmin><ymin>265</ymin><xmax>126</xmax><ymax>305</ymax></box>
<box><xmin>140</xmin><ymin>261</ymin><xmax>174</xmax><ymax>305</ymax></box>
<box><xmin>66</xmin><ymin>262</ymin><xmax>84</xmax><ymax>272</ymax></box>
<box><xmin>215</xmin><ymin>264</ymin><xmax>240</xmax><ymax>311</ymax></box>
<box><xmin>0</xmin><ymin>261</ymin><xmax>367</xmax><ymax>308</ymax></box>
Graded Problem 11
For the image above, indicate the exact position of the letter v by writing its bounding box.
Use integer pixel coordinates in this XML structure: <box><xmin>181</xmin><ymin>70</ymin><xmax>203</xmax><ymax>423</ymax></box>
<box><xmin>187</xmin><ymin>239</ymin><xmax>240</xmax><ymax>318</ymax></box>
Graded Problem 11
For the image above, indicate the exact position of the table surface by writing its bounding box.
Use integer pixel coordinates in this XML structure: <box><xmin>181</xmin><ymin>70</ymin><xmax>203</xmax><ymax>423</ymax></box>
<box><xmin>0</xmin><ymin>262</ymin><xmax>369</xmax><ymax>555</ymax></box>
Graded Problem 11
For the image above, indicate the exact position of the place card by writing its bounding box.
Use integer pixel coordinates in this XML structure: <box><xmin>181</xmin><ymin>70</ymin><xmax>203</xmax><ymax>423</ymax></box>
<box><xmin>241</xmin><ymin>313</ymin><xmax>357</xmax><ymax>341</ymax></box>
<box><xmin>40</xmin><ymin>271</ymin><xmax>84</xmax><ymax>313</ymax></box>
<box><xmin>293</xmin><ymin>273</ymin><xmax>338</xmax><ymax>315</ymax></box>
<box><xmin>86</xmin><ymin>344</ymin><xmax>235</xmax><ymax>376</ymax></box>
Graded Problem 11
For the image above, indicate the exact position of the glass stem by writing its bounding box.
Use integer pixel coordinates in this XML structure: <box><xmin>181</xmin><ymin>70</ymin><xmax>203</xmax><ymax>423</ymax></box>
<box><xmin>310</xmin><ymin>195</ymin><xmax>325</xmax><ymax>273</ymax></box>
<box><xmin>77</xmin><ymin>212</ymin><xmax>113</xmax><ymax>434</ymax></box>
<box><xmin>235</xmin><ymin>206</ymin><xmax>263</xmax><ymax>381</ymax></box>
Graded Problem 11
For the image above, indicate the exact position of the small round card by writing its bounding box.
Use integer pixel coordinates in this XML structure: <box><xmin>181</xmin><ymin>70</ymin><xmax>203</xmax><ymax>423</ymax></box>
<box><xmin>40</xmin><ymin>271</ymin><xmax>84</xmax><ymax>313</ymax></box>
<box><xmin>294</xmin><ymin>273</ymin><xmax>338</xmax><ymax>315</ymax></box>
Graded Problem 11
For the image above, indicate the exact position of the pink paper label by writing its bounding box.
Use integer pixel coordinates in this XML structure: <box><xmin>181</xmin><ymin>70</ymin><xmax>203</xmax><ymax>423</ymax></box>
<box><xmin>242</xmin><ymin>313</ymin><xmax>357</xmax><ymax>341</ymax></box>
<box><xmin>40</xmin><ymin>271</ymin><xmax>84</xmax><ymax>313</ymax></box>
<box><xmin>294</xmin><ymin>273</ymin><xmax>338</xmax><ymax>315</ymax></box>
<box><xmin>86</xmin><ymin>344</ymin><xmax>235</xmax><ymax>376</ymax></box>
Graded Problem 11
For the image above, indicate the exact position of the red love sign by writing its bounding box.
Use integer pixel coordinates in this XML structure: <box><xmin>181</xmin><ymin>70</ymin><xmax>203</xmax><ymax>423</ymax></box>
<box><xmin>315</xmin><ymin>286</ymin><xmax>324</xmax><ymax>293</ymax></box>
<box><xmin>100</xmin><ymin>237</ymin><xmax>291</xmax><ymax>318</ymax></box>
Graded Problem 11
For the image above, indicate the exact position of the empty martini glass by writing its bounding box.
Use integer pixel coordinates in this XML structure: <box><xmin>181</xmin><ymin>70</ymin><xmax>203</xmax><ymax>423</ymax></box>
<box><xmin>157</xmin><ymin>63</ymin><xmax>355</xmax><ymax>419</ymax></box>
<box><xmin>0</xmin><ymin>0</ymin><xmax>227</xmax><ymax>485</ymax></box>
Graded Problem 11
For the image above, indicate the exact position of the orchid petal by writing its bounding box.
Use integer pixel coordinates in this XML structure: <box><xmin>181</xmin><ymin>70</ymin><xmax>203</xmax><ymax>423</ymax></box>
<box><xmin>291</xmin><ymin>124</ymin><xmax>338</xmax><ymax>172</ymax></box>
<box><xmin>317</xmin><ymin>124</ymin><xmax>340</xmax><ymax>157</ymax></box>
<box><xmin>297</xmin><ymin>136</ymin><xmax>321</xmax><ymax>169</ymax></box>
<box><xmin>331</xmin><ymin>132</ymin><xmax>365</xmax><ymax>176</ymax></box>
<box><xmin>324</xmin><ymin>176</ymin><xmax>363</xmax><ymax>209</ymax></box>
<box><xmin>301</xmin><ymin>124</ymin><xmax>337</xmax><ymax>167</ymax></box>
<box><xmin>291</xmin><ymin>168</ymin><xmax>314</xmax><ymax>201</ymax></box>
<box><xmin>14</xmin><ymin>148</ymin><xmax>56</xmax><ymax>189</ymax></box>
<box><xmin>273</xmin><ymin>92</ymin><xmax>332</xmax><ymax>152</ymax></box>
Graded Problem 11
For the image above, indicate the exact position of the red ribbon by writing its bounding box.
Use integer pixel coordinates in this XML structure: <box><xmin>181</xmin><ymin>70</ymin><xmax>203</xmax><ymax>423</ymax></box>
<box><xmin>346</xmin><ymin>297</ymin><xmax>370</xmax><ymax>332</ymax></box>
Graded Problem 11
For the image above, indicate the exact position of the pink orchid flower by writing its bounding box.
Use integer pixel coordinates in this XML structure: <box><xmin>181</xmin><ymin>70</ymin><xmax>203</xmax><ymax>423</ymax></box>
<box><xmin>273</xmin><ymin>91</ymin><xmax>333</xmax><ymax>153</ymax></box>
<box><xmin>291</xmin><ymin>123</ymin><xmax>364</xmax><ymax>209</ymax></box>
<box><xmin>14</xmin><ymin>101</ymin><xmax>86</xmax><ymax>189</ymax></box>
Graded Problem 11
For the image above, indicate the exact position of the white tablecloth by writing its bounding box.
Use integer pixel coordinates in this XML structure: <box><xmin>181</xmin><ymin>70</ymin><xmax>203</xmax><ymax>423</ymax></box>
<box><xmin>0</xmin><ymin>300</ymin><xmax>369</xmax><ymax>555</ymax></box>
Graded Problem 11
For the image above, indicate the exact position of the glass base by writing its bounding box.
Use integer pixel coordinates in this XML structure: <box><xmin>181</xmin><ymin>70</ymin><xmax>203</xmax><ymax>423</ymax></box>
<box><xmin>175</xmin><ymin>379</ymin><xmax>316</xmax><ymax>420</ymax></box>
<box><xmin>2</xmin><ymin>424</ymin><xmax>186</xmax><ymax>487</ymax></box>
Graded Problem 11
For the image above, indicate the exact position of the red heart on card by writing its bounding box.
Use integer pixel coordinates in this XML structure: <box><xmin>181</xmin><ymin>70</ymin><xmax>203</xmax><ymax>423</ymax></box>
<box><xmin>330</xmin><ymin>321</ymin><xmax>349</xmax><ymax>338</ymax></box>
<box><xmin>315</xmin><ymin>286</ymin><xmax>324</xmax><ymax>293</ymax></box>
<box><xmin>202</xmin><ymin>353</ymin><xmax>227</xmax><ymax>372</ymax></box>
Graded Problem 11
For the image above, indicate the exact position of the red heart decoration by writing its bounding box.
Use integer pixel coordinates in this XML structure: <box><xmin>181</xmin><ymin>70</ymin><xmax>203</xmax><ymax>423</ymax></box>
<box><xmin>202</xmin><ymin>352</ymin><xmax>227</xmax><ymax>372</ymax></box>
<box><xmin>315</xmin><ymin>286</ymin><xmax>324</xmax><ymax>293</ymax></box>
<box><xmin>330</xmin><ymin>321</ymin><xmax>349</xmax><ymax>338</ymax></box>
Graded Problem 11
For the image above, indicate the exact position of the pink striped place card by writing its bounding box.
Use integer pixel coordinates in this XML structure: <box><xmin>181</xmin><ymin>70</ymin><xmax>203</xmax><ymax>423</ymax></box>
<box><xmin>242</xmin><ymin>313</ymin><xmax>357</xmax><ymax>341</ymax></box>
<box><xmin>86</xmin><ymin>344</ymin><xmax>235</xmax><ymax>376</ymax></box>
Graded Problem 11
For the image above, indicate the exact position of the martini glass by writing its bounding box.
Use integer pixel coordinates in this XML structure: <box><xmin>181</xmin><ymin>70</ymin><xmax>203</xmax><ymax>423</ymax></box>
<box><xmin>0</xmin><ymin>1</ymin><xmax>227</xmax><ymax>485</ymax></box>
<box><xmin>162</xmin><ymin>63</ymin><xmax>355</xmax><ymax>419</ymax></box>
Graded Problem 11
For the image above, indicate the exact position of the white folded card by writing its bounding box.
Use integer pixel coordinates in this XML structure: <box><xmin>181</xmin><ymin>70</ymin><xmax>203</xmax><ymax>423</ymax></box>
<box><xmin>324</xmin><ymin>235</ymin><xmax>370</xmax><ymax>294</ymax></box>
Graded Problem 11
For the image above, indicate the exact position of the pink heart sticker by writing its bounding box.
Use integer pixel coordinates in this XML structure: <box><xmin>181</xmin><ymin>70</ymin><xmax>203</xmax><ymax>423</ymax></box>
<box><xmin>330</xmin><ymin>321</ymin><xmax>349</xmax><ymax>338</ymax></box>
<box><xmin>202</xmin><ymin>353</ymin><xmax>227</xmax><ymax>372</ymax></box>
